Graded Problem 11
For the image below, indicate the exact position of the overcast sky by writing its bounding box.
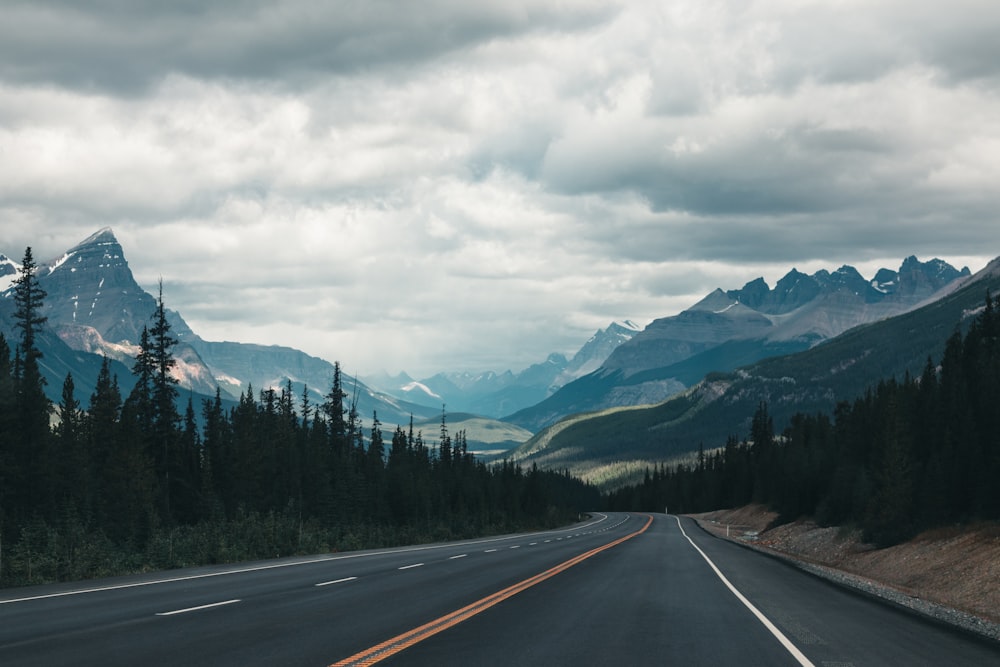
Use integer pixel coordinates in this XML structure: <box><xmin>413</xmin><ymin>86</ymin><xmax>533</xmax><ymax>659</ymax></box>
<box><xmin>2</xmin><ymin>1</ymin><xmax>998</xmax><ymax>377</ymax></box>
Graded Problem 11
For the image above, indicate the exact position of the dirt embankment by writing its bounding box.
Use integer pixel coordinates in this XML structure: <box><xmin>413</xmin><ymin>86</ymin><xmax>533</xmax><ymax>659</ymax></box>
<box><xmin>689</xmin><ymin>505</ymin><xmax>1000</xmax><ymax>634</ymax></box>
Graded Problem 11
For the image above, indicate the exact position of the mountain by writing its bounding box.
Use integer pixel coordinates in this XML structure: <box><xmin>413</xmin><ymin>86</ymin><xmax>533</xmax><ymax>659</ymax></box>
<box><xmin>0</xmin><ymin>254</ymin><xmax>17</xmax><ymax>292</ymax></box>
<box><xmin>507</xmin><ymin>257</ymin><xmax>970</xmax><ymax>431</ymax></box>
<box><xmin>0</xmin><ymin>228</ymin><xmax>221</xmax><ymax>398</ymax></box>
<box><xmin>383</xmin><ymin>360</ymin><xmax>562</xmax><ymax>419</ymax></box>
<box><xmin>0</xmin><ymin>229</ymin><xmax>439</xmax><ymax>428</ymax></box>
<box><xmin>187</xmin><ymin>337</ymin><xmax>440</xmax><ymax>427</ymax></box>
<box><xmin>511</xmin><ymin>256</ymin><xmax>1000</xmax><ymax>486</ymax></box>
<box><xmin>554</xmin><ymin>320</ymin><xmax>642</xmax><ymax>387</ymax></box>
<box><xmin>365</xmin><ymin>321</ymin><xmax>642</xmax><ymax>421</ymax></box>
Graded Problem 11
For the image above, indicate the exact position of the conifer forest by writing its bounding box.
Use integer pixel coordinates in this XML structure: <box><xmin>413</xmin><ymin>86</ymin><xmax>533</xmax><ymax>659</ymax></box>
<box><xmin>607</xmin><ymin>292</ymin><xmax>1000</xmax><ymax>547</ymax></box>
<box><xmin>0</xmin><ymin>249</ymin><xmax>598</xmax><ymax>586</ymax></box>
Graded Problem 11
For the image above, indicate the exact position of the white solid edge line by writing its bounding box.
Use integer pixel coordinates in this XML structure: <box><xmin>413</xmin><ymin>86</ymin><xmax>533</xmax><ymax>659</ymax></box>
<box><xmin>0</xmin><ymin>513</ymin><xmax>616</xmax><ymax>606</ymax></box>
<box><xmin>673</xmin><ymin>516</ymin><xmax>816</xmax><ymax>667</ymax></box>
<box><xmin>315</xmin><ymin>577</ymin><xmax>358</xmax><ymax>587</ymax></box>
<box><xmin>156</xmin><ymin>599</ymin><xmax>241</xmax><ymax>616</ymax></box>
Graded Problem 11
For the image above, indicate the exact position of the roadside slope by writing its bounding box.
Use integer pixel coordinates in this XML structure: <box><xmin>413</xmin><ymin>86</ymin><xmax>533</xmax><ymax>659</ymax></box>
<box><xmin>691</xmin><ymin>506</ymin><xmax>1000</xmax><ymax>638</ymax></box>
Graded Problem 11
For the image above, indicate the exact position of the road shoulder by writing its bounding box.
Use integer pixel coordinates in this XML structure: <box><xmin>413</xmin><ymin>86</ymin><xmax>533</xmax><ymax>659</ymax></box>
<box><xmin>688</xmin><ymin>506</ymin><xmax>1000</xmax><ymax>643</ymax></box>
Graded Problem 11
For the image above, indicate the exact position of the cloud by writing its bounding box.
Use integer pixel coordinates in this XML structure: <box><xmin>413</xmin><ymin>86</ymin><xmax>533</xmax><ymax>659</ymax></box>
<box><xmin>1</xmin><ymin>0</ymin><xmax>998</xmax><ymax>376</ymax></box>
<box><xmin>0</xmin><ymin>0</ymin><xmax>616</xmax><ymax>93</ymax></box>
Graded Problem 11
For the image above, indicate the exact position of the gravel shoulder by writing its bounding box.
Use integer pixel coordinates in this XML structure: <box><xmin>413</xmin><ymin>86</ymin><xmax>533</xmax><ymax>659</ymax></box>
<box><xmin>688</xmin><ymin>505</ymin><xmax>1000</xmax><ymax>643</ymax></box>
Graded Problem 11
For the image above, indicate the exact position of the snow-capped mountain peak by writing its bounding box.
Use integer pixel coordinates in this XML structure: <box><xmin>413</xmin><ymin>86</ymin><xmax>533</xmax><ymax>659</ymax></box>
<box><xmin>0</xmin><ymin>254</ymin><xmax>19</xmax><ymax>294</ymax></box>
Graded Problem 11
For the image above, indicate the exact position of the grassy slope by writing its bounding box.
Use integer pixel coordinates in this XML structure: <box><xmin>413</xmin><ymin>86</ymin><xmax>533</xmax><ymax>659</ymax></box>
<box><xmin>414</xmin><ymin>412</ymin><xmax>533</xmax><ymax>455</ymax></box>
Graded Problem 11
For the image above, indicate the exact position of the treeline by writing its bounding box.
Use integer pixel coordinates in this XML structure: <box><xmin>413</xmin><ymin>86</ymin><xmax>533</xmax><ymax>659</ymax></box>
<box><xmin>0</xmin><ymin>248</ymin><xmax>598</xmax><ymax>586</ymax></box>
<box><xmin>606</xmin><ymin>292</ymin><xmax>1000</xmax><ymax>546</ymax></box>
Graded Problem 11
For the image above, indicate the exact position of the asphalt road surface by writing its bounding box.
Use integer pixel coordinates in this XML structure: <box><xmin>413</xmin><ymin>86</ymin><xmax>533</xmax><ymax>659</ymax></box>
<box><xmin>1</xmin><ymin>513</ymin><xmax>997</xmax><ymax>666</ymax></box>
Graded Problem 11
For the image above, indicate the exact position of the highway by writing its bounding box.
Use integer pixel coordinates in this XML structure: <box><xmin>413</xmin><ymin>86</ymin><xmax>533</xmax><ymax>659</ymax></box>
<box><xmin>1</xmin><ymin>513</ymin><xmax>997</xmax><ymax>666</ymax></box>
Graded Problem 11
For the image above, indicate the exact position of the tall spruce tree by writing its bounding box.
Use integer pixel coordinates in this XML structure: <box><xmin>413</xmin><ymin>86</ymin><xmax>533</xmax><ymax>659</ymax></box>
<box><xmin>0</xmin><ymin>333</ymin><xmax>15</xmax><ymax>566</ymax></box>
<box><xmin>10</xmin><ymin>247</ymin><xmax>53</xmax><ymax>521</ymax></box>
<box><xmin>55</xmin><ymin>373</ymin><xmax>87</xmax><ymax>514</ymax></box>
<box><xmin>88</xmin><ymin>356</ymin><xmax>122</xmax><ymax>530</ymax></box>
<box><xmin>149</xmin><ymin>281</ymin><xmax>184</xmax><ymax>524</ymax></box>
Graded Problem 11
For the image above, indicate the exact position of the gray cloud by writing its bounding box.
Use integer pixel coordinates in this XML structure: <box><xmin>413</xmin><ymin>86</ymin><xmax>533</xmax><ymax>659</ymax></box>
<box><xmin>0</xmin><ymin>0</ymin><xmax>616</xmax><ymax>93</ymax></box>
<box><xmin>2</xmin><ymin>0</ymin><xmax>998</xmax><ymax>376</ymax></box>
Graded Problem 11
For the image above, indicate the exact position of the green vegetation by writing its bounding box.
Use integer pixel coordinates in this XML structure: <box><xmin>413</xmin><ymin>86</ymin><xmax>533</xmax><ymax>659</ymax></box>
<box><xmin>607</xmin><ymin>292</ymin><xmax>1000</xmax><ymax>546</ymax></box>
<box><xmin>0</xmin><ymin>248</ymin><xmax>599</xmax><ymax>587</ymax></box>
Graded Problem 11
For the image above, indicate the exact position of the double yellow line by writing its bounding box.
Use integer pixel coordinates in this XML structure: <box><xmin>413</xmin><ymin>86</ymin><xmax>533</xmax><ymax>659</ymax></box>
<box><xmin>331</xmin><ymin>514</ymin><xmax>654</xmax><ymax>666</ymax></box>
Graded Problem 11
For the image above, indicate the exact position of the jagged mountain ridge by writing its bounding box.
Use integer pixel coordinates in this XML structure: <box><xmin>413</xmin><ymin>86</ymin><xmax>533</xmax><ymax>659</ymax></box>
<box><xmin>511</xmin><ymin>256</ymin><xmax>1000</xmax><ymax>486</ymax></box>
<box><xmin>507</xmin><ymin>257</ymin><xmax>970</xmax><ymax>431</ymax></box>
<box><xmin>606</xmin><ymin>257</ymin><xmax>969</xmax><ymax>377</ymax></box>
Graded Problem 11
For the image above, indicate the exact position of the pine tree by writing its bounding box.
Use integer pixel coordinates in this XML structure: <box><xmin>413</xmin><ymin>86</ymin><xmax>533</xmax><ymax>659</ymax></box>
<box><xmin>145</xmin><ymin>282</ymin><xmax>192</xmax><ymax>525</ymax></box>
<box><xmin>749</xmin><ymin>401</ymin><xmax>775</xmax><ymax>503</ymax></box>
<box><xmin>55</xmin><ymin>373</ymin><xmax>87</xmax><ymax>513</ymax></box>
<box><xmin>10</xmin><ymin>248</ymin><xmax>53</xmax><ymax>522</ymax></box>
<box><xmin>438</xmin><ymin>405</ymin><xmax>452</xmax><ymax>467</ymax></box>
<box><xmin>12</xmin><ymin>248</ymin><xmax>48</xmax><ymax>380</ymax></box>
<box><xmin>200</xmin><ymin>388</ymin><xmax>229</xmax><ymax>520</ymax></box>
<box><xmin>323</xmin><ymin>362</ymin><xmax>348</xmax><ymax>461</ymax></box>
<box><xmin>0</xmin><ymin>334</ymin><xmax>17</xmax><ymax>562</ymax></box>
<box><xmin>88</xmin><ymin>357</ymin><xmax>122</xmax><ymax>531</ymax></box>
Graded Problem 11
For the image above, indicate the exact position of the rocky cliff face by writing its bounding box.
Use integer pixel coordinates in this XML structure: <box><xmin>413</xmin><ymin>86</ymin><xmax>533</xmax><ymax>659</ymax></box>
<box><xmin>602</xmin><ymin>292</ymin><xmax>774</xmax><ymax>376</ymax></box>
<box><xmin>553</xmin><ymin>320</ymin><xmax>642</xmax><ymax>388</ymax></box>
<box><xmin>28</xmin><ymin>228</ymin><xmax>218</xmax><ymax>396</ymax></box>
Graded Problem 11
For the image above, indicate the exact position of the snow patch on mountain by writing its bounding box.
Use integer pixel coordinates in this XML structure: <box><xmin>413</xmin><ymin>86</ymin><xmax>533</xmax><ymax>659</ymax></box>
<box><xmin>0</xmin><ymin>254</ymin><xmax>19</xmax><ymax>294</ymax></box>
<box><xmin>47</xmin><ymin>251</ymin><xmax>75</xmax><ymax>275</ymax></box>
<box><xmin>402</xmin><ymin>381</ymin><xmax>443</xmax><ymax>401</ymax></box>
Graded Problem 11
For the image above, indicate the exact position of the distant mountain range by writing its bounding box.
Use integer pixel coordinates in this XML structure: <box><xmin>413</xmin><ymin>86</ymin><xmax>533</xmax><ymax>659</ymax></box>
<box><xmin>506</xmin><ymin>257</ymin><xmax>970</xmax><ymax>432</ymax></box>
<box><xmin>511</xmin><ymin>256</ymin><xmax>1000</xmax><ymax>487</ymax></box>
<box><xmin>362</xmin><ymin>321</ymin><xmax>642</xmax><ymax>419</ymax></box>
<box><xmin>2</xmin><ymin>228</ymin><xmax>986</xmax><ymax>470</ymax></box>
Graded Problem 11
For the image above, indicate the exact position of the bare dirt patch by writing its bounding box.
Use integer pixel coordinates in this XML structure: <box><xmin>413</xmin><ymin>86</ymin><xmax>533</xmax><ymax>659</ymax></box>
<box><xmin>690</xmin><ymin>505</ymin><xmax>1000</xmax><ymax>627</ymax></box>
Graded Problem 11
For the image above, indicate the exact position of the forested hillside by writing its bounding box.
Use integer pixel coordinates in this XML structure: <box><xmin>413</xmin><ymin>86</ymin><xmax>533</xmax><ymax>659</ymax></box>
<box><xmin>0</xmin><ymin>249</ymin><xmax>598</xmax><ymax>586</ymax></box>
<box><xmin>607</xmin><ymin>292</ymin><xmax>1000</xmax><ymax>546</ymax></box>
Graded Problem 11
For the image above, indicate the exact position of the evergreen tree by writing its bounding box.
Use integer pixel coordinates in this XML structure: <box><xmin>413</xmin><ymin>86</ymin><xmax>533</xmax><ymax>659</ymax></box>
<box><xmin>12</xmin><ymin>247</ymin><xmax>48</xmax><ymax>380</ymax></box>
<box><xmin>88</xmin><ymin>357</ymin><xmax>122</xmax><ymax>531</ymax></box>
<box><xmin>749</xmin><ymin>401</ymin><xmax>775</xmax><ymax>503</ymax></box>
<box><xmin>0</xmin><ymin>334</ymin><xmax>16</xmax><ymax>566</ymax></box>
<box><xmin>323</xmin><ymin>362</ymin><xmax>347</xmax><ymax>456</ymax></box>
<box><xmin>438</xmin><ymin>405</ymin><xmax>452</xmax><ymax>466</ymax></box>
<box><xmin>200</xmin><ymin>388</ymin><xmax>229</xmax><ymax>520</ymax></box>
<box><xmin>54</xmin><ymin>373</ymin><xmax>87</xmax><ymax>514</ymax></box>
<box><xmin>149</xmin><ymin>282</ymin><xmax>184</xmax><ymax>524</ymax></box>
<box><xmin>10</xmin><ymin>248</ymin><xmax>53</xmax><ymax>522</ymax></box>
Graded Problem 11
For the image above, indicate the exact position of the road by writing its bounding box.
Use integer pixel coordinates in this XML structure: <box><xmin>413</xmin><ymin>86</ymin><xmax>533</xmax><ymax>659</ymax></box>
<box><xmin>1</xmin><ymin>513</ymin><xmax>997</xmax><ymax>666</ymax></box>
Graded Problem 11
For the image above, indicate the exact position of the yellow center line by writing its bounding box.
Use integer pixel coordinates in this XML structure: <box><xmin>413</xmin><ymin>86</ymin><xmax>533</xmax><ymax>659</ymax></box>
<box><xmin>330</xmin><ymin>514</ymin><xmax>653</xmax><ymax>667</ymax></box>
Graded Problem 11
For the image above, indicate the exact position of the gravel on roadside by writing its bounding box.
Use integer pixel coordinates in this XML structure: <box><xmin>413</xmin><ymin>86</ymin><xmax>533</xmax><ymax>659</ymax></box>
<box><xmin>690</xmin><ymin>515</ymin><xmax>1000</xmax><ymax>644</ymax></box>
